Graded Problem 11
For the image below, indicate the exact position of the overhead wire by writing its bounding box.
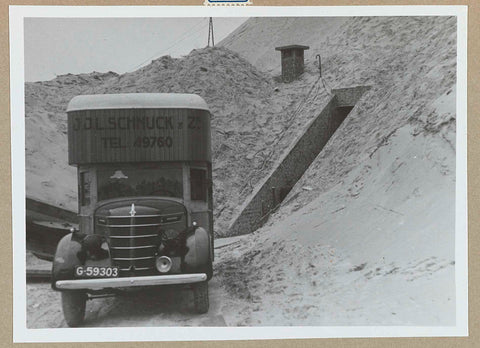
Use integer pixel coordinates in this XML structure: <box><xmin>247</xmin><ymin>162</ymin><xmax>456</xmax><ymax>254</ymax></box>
<box><xmin>127</xmin><ymin>18</ymin><xmax>209</xmax><ymax>73</ymax></box>
<box><xmin>83</xmin><ymin>18</ymin><xmax>209</xmax><ymax>96</ymax></box>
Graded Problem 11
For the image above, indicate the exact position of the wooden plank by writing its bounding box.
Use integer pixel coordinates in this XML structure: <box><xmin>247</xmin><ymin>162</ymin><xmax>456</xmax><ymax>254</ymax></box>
<box><xmin>26</xmin><ymin>269</ymin><xmax>51</xmax><ymax>282</ymax></box>
<box><xmin>26</xmin><ymin>197</ymin><xmax>78</xmax><ymax>224</ymax></box>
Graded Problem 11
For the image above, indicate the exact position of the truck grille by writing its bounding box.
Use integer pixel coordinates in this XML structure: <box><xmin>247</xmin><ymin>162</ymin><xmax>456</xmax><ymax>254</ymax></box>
<box><xmin>97</xmin><ymin>213</ymin><xmax>183</xmax><ymax>276</ymax></box>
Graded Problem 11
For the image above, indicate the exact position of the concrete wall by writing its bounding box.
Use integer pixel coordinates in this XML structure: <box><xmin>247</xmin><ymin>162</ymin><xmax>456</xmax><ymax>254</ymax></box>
<box><xmin>333</xmin><ymin>86</ymin><xmax>371</xmax><ymax>107</ymax></box>
<box><xmin>227</xmin><ymin>86</ymin><xmax>370</xmax><ymax>236</ymax></box>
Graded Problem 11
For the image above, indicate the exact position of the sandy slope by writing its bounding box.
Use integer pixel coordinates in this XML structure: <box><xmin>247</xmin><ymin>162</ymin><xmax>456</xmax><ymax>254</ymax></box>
<box><xmin>215</xmin><ymin>123</ymin><xmax>455</xmax><ymax>325</ymax></box>
<box><xmin>215</xmin><ymin>16</ymin><xmax>457</xmax><ymax>325</ymax></box>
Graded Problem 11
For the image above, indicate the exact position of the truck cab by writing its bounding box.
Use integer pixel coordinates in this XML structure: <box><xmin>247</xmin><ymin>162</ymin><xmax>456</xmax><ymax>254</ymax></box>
<box><xmin>51</xmin><ymin>93</ymin><xmax>214</xmax><ymax>326</ymax></box>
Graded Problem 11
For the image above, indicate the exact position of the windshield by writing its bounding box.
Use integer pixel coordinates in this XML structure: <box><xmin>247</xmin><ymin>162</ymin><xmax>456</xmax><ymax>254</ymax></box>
<box><xmin>97</xmin><ymin>164</ymin><xmax>183</xmax><ymax>201</ymax></box>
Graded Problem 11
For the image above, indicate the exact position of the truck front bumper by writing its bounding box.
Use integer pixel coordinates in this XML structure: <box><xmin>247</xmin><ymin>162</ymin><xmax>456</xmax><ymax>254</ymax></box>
<box><xmin>55</xmin><ymin>273</ymin><xmax>207</xmax><ymax>290</ymax></box>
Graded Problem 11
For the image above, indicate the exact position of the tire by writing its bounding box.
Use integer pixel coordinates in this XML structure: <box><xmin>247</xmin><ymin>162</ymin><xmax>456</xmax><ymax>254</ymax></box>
<box><xmin>61</xmin><ymin>290</ymin><xmax>86</xmax><ymax>327</ymax></box>
<box><xmin>193</xmin><ymin>281</ymin><xmax>209</xmax><ymax>314</ymax></box>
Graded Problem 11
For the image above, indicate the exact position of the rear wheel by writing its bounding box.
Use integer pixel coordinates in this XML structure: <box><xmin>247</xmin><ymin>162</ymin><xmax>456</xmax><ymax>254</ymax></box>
<box><xmin>61</xmin><ymin>290</ymin><xmax>86</xmax><ymax>327</ymax></box>
<box><xmin>193</xmin><ymin>281</ymin><xmax>209</xmax><ymax>314</ymax></box>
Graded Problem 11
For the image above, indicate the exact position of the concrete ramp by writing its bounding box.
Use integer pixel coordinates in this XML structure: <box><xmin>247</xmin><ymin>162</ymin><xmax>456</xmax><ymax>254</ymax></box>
<box><xmin>228</xmin><ymin>86</ymin><xmax>370</xmax><ymax>236</ymax></box>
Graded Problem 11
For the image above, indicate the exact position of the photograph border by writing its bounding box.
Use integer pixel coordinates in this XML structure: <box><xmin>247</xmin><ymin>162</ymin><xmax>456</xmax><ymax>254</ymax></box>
<box><xmin>9</xmin><ymin>4</ymin><xmax>468</xmax><ymax>343</ymax></box>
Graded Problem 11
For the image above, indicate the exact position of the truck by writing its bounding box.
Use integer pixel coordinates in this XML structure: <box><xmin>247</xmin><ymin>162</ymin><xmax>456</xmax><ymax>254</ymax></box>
<box><xmin>51</xmin><ymin>93</ymin><xmax>214</xmax><ymax>326</ymax></box>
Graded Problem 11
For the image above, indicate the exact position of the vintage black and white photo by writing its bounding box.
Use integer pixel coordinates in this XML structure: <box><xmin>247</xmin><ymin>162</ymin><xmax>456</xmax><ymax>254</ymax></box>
<box><xmin>11</xmin><ymin>5</ymin><xmax>468</xmax><ymax>342</ymax></box>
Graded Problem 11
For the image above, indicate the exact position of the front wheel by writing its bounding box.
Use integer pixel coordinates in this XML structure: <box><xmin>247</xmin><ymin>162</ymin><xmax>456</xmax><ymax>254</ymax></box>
<box><xmin>192</xmin><ymin>281</ymin><xmax>209</xmax><ymax>314</ymax></box>
<box><xmin>61</xmin><ymin>290</ymin><xmax>86</xmax><ymax>327</ymax></box>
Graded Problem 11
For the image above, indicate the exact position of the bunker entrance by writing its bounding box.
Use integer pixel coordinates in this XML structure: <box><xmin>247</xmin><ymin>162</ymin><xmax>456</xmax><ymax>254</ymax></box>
<box><xmin>228</xmin><ymin>86</ymin><xmax>371</xmax><ymax>236</ymax></box>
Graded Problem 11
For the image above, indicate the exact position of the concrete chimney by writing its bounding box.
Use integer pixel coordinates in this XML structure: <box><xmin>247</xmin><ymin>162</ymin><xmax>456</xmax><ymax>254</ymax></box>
<box><xmin>275</xmin><ymin>44</ymin><xmax>310</xmax><ymax>82</ymax></box>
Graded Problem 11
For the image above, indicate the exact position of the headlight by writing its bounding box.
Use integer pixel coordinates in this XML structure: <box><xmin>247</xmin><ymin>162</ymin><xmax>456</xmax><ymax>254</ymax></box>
<box><xmin>155</xmin><ymin>256</ymin><xmax>172</xmax><ymax>273</ymax></box>
<box><xmin>82</xmin><ymin>235</ymin><xmax>109</xmax><ymax>261</ymax></box>
<box><xmin>162</xmin><ymin>228</ymin><xmax>179</xmax><ymax>240</ymax></box>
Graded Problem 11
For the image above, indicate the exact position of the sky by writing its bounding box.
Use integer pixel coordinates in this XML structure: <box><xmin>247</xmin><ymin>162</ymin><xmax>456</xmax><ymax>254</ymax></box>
<box><xmin>24</xmin><ymin>17</ymin><xmax>248</xmax><ymax>82</ymax></box>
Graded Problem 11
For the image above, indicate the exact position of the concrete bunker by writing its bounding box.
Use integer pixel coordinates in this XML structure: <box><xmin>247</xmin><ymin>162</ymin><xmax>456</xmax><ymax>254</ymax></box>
<box><xmin>228</xmin><ymin>85</ymin><xmax>371</xmax><ymax>236</ymax></box>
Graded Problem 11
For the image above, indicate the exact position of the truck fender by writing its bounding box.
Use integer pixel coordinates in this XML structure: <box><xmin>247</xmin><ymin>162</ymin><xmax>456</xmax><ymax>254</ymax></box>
<box><xmin>183</xmin><ymin>227</ymin><xmax>212</xmax><ymax>276</ymax></box>
<box><xmin>51</xmin><ymin>233</ymin><xmax>82</xmax><ymax>290</ymax></box>
<box><xmin>51</xmin><ymin>233</ymin><xmax>112</xmax><ymax>290</ymax></box>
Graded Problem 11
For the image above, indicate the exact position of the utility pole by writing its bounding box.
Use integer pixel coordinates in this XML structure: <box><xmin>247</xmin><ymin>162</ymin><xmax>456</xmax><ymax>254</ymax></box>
<box><xmin>316</xmin><ymin>54</ymin><xmax>322</xmax><ymax>77</ymax></box>
<box><xmin>207</xmin><ymin>17</ymin><xmax>215</xmax><ymax>47</ymax></box>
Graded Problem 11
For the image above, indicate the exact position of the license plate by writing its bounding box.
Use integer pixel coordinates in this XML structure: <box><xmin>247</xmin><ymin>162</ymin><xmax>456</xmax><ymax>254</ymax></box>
<box><xmin>75</xmin><ymin>266</ymin><xmax>119</xmax><ymax>278</ymax></box>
